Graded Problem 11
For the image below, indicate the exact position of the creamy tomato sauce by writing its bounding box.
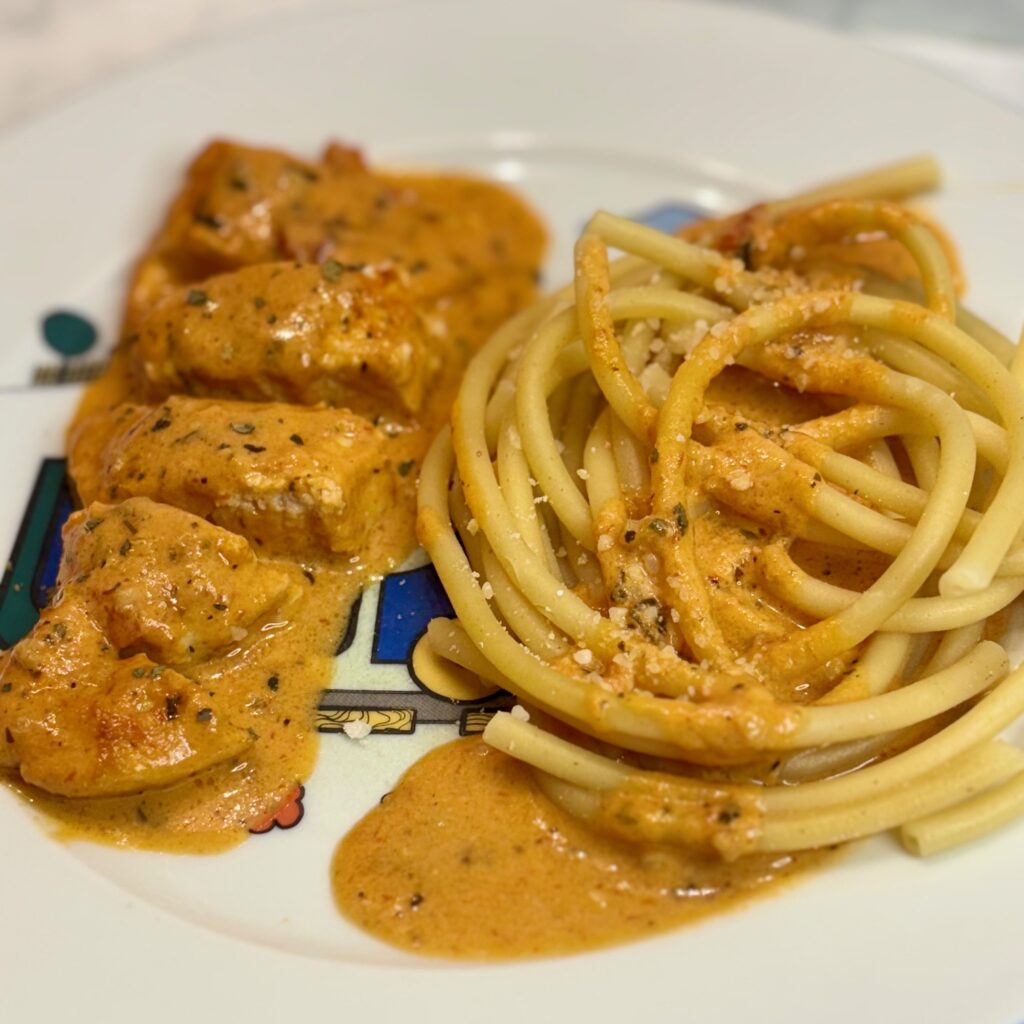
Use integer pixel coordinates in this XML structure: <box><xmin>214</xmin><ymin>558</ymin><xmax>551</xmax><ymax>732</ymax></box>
<box><xmin>332</xmin><ymin>737</ymin><xmax>833</xmax><ymax>959</ymax></box>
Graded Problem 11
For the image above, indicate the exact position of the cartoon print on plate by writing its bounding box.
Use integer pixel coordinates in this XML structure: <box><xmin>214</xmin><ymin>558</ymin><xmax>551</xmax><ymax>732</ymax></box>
<box><xmin>35</xmin><ymin>311</ymin><xmax>107</xmax><ymax>387</ymax></box>
<box><xmin>249</xmin><ymin>784</ymin><xmax>306</xmax><ymax>834</ymax></box>
<box><xmin>0</xmin><ymin>459</ymin><xmax>73</xmax><ymax>648</ymax></box>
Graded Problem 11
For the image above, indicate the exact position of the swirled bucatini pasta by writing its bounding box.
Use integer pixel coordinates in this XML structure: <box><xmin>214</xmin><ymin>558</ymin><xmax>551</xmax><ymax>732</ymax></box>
<box><xmin>416</xmin><ymin>156</ymin><xmax>1024</xmax><ymax>864</ymax></box>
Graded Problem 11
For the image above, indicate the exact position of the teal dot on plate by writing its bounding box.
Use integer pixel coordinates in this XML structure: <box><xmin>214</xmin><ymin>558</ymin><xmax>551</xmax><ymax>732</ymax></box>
<box><xmin>42</xmin><ymin>310</ymin><xmax>97</xmax><ymax>357</ymax></box>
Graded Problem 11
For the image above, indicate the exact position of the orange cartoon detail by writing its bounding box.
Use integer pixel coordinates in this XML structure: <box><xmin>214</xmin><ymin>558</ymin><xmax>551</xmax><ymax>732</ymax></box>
<box><xmin>250</xmin><ymin>784</ymin><xmax>305</xmax><ymax>834</ymax></box>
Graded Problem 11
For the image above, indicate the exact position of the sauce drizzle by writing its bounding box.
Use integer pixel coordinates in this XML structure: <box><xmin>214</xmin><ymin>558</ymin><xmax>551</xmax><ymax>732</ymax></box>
<box><xmin>332</xmin><ymin>737</ymin><xmax>834</xmax><ymax>959</ymax></box>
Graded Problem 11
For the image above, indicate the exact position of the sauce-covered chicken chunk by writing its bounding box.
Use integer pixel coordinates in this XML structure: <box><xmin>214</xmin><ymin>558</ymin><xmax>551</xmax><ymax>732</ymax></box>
<box><xmin>0</xmin><ymin>499</ymin><xmax>294</xmax><ymax>796</ymax></box>
<box><xmin>124</xmin><ymin>139</ymin><xmax>545</xmax><ymax>336</ymax></box>
<box><xmin>132</xmin><ymin>262</ymin><xmax>442</xmax><ymax>417</ymax></box>
<box><xmin>58</xmin><ymin>497</ymin><xmax>295</xmax><ymax>664</ymax></box>
<box><xmin>69</xmin><ymin>397</ymin><xmax>399</xmax><ymax>558</ymax></box>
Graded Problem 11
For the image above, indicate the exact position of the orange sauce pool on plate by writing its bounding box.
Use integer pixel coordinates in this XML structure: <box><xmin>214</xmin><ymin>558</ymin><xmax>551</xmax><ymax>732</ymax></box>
<box><xmin>332</xmin><ymin>737</ymin><xmax>834</xmax><ymax>959</ymax></box>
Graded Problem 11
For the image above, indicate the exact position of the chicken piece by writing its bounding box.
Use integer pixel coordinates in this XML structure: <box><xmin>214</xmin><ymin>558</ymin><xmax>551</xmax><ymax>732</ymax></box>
<box><xmin>58</xmin><ymin>498</ymin><xmax>295</xmax><ymax>665</ymax></box>
<box><xmin>131</xmin><ymin>261</ymin><xmax>442</xmax><ymax>417</ymax></box>
<box><xmin>0</xmin><ymin>606</ymin><xmax>250</xmax><ymax>797</ymax></box>
<box><xmin>277</xmin><ymin>160</ymin><xmax>546</xmax><ymax>307</ymax></box>
<box><xmin>0</xmin><ymin>500</ymin><xmax>295</xmax><ymax>797</ymax></box>
<box><xmin>123</xmin><ymin>139</ymin><xmax>546</xmax><ymax>337</ymax></box>
<box><xmin>124</xmin><ymin>140</ymin><xmax>344</xmax><ymax>323</ymax></box>
<box><xmin>69</xmin><ymin>396</ymin><xmax>399</xmax><ymax>558</ymax></box>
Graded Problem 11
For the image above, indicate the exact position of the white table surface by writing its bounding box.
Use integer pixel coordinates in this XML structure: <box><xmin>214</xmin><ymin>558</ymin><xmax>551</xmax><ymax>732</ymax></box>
<box><xmin>2</xmin><ymin>0</ymin><xmax>1024</xmax><ymax>131</ymax></box>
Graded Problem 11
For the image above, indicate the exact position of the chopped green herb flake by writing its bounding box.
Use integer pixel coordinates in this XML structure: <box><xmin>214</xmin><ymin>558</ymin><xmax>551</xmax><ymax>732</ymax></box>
<box><xmin>185</xmin><ymin>289</ymin><xmax>209</xmax><ymax>307</ymax></box>
<box><xmin>321</xmin><ymin>259</ymin><xmax>344</xmax><ymax>282</ymax></box>
<box><xmin>230</xmin><ymin>422</ymin><xmax>255</xmax><ymax>434</ymax></box>
<box><xmin>132</xmin><ymin>667</ymin><xmax>147</xmax><ymax>678</ymax></box>
<box><xmin>289</xmin><ymin>433</ymin><xmax>304</xmax><ymax>446</ymax></box>
<box><xmin>151</xmin><ymin>417</ymin><xmax>172</xmax><ymax>432</ymax></box>
<box><xmin>267</xmin><ymin>676</ymin><xmax>280</xmax><ymax>692</ymax></box>
<box><xmin>243</xmin><ymin>443</ymin><xmax>267</xmax><ymax>453</ymax></box>
<box><xmin>84</xmin><ymin>517</ymin><xmax>104</xmax><ymax>532</ymax></box>
<box><xmin>1</xmin><ymin>683</ymin><xmax>12</xmax><ymax>694</ymax></box>
<box><xmin>398</xmin><ymin>460</ymin><xmax>416</xmax><ymax>477</ymax></box>
<box><xmin>648</xmin><ymin>518</ymin><xmax>668</xmax><ymax>535</ymax></box>
<box><xmin>649</xmin><ymin>447</ymin><xmax>659</xmax><ymax>464</ymax></box>
<box><xmin>212</xmin><ymin>602</ymin><xmax>227</xmax><ymax>612</ymax></box>
<box><xmin>672</xmin><ymin>503</ymin><xmax>689</xmax><ymax>533</ymax></box>
<box><xmin>196</xmin><ymin>708</ymin><xmax>213</xmax><ymax>723</ymax></box>
<box><xmin>119</xmin><ymin>539</ymin><xmax>132</xmax><ymax>557</ymax></box>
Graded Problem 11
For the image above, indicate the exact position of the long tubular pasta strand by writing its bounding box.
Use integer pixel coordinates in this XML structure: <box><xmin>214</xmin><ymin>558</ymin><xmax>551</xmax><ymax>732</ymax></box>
<box><xmin>758</xmin><ymin>743</ymin><xmax>1022</xmax><ymax>852</ymax></box>
<box><xmin>900</xmin><ymin>765</ymin><xmax>1024</xmax><ymax>856</ymax></box>
<box><xmin>764</xmin><ymin>155</ymin><xmax>941</xmax><ymax>215</ymax></box>
<box><xmin>574</xmin><ymin>233</ymin><xmax>656</xmax><ymax>442</ymax></box>
<box><xmin>761</xmin><ymin>546</ymin><xmax>1024</xmax><ymax>633</ymax></box>
<box><xmin>791</xmin><ymin>641</ymin><xmax>1007</xmax><ymax>746</ymax></box>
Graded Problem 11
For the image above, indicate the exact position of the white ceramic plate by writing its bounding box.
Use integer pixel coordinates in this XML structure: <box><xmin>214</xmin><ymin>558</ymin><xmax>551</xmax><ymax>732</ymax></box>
<box><xmin>2</xmin><ymin>2</ymin><xmax>1024</xmax><ymax>1022</ymax></box>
